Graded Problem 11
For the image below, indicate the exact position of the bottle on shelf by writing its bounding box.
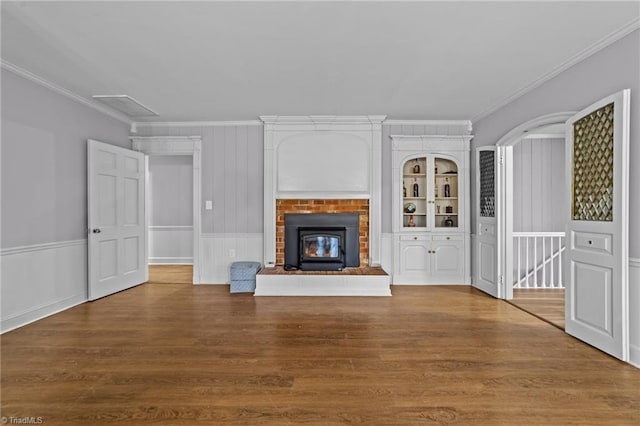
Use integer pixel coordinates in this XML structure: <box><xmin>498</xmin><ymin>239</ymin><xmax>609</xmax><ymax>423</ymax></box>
<box><xmin>413</xmin><ymin>178</ymin><xmax>419</xmax><ymax>197</ymax></box>
<box><xmin>435</xmin><ymin>163</ymin><xmax>438</xmax><ymax>174</ymax></box>
<box><xmin>403</xmin><ymin>183</ymin><xmax>407</xmax><ymax>197</ymax></box>
<box><xmin>413</xmin><ymin>161</ymin><xmax>420</xmax><ymax>174</ymax></box>
<box><xmin>408</xmin><ymin>215</ymin><xmax>415</xmax><ymax>227</ymax></box>
<box><xmin>435</xmin><ymin>184</ymin><xmax>439</xmax><ymax>197</ymax></box>
<box><xmin>444</xmin><ymin>216</ymin><xmax>454</xmax><ymax>227</ymax></box>
<box><xmin>444</xmin><ymin>177</ymin><xmax>450</xmax><ymax>198</ymax></box>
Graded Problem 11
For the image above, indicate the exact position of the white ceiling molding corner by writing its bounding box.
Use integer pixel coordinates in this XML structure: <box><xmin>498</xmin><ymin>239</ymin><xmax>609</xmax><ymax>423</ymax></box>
<box><xmin>472</xmin><ymin>16</ymin><xmax>640</xmax><ymax>123</ymax></box>
<box><xmin>1</xmin><ymin>59</ymin><xmax>132</xmax><ymax>125</ymax></box>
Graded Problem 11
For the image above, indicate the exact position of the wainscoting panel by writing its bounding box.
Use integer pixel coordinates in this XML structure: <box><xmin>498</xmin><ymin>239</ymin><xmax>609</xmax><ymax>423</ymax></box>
<box><xmin>1</xmin><ymin>240</ymin><xmax>88</xmax><ymax>333</ymax></box>
<box><xmin>149</xmin><ymin>226</ymin><xmax>193</xmax><ymax>264</ymax></box>
<box><xmin>199</xmin><ymin>233</ymin><xmax>263</xmax><ymax>284</ymax></box>
<box><xmin>630</xmin><ymin>257</ymin><xmax>640</xmax><ymax>367</ymax></box>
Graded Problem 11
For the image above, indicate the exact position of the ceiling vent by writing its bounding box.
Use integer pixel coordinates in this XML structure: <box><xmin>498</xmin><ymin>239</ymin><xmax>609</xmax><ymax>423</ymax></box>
<box><xmin>92</xmin><ymin>95</ymin><xmax>158</xmax><ymax>118</ymax></box>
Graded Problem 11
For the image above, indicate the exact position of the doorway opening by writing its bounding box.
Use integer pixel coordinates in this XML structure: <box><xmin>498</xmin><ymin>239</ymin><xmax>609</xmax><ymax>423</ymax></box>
<box><xmin>506</xmin><ymin>124</ymin><xmax>567</xmax><ymax>329</ymax></box>
<box><xmin>131</xmin><ymin>136</ymin><xmax>202</xmax><ymax>284</ymax></box>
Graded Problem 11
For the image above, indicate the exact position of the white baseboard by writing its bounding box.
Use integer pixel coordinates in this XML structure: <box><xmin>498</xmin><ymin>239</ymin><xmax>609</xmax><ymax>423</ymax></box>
<box><xmin>1</xmin><ymin>239</ymin><xmax>88</xmax><ymax>333</ymax></box>
<box><xmin>199</xmin><ymin>233</ymin><xmax>263</xmax><ymax>284</ymax></box>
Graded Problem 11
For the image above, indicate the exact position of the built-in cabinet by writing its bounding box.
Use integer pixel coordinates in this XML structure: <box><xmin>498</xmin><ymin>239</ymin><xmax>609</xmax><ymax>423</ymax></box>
<box><xmin>391</xmin><ymin>135</ymin><xmax>472</xmax><ymax>284</ymax></box>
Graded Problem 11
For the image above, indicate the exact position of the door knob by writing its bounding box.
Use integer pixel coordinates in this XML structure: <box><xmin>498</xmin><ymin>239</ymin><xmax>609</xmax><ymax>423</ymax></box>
<box><xmin>92</xmin><ymin>228</ymin><xmax>101</xmax><ymax>234</ymax></box>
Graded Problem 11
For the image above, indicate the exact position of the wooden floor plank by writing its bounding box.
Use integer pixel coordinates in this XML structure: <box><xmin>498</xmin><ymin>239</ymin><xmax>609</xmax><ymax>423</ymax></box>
<box><xmin>148</xmin><ymin>265</ymin><xmax>193</xmax><ymax>284</ymax></box>
<box><xmin>2</xmin><ymin>281</ymin><xmax>638</xmax><ymax>425</ymax></box>
<box><xmin>510</xmin><ymin>288</ymin><xmax>565</xmax><ymax>329</ymax></box>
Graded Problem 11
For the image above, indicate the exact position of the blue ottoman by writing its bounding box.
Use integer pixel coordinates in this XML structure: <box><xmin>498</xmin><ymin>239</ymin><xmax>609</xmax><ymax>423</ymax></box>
<box><xmin>230</xmin><ymin>261</ymin><xmax>262</xmax><ymax>293</ymax></box>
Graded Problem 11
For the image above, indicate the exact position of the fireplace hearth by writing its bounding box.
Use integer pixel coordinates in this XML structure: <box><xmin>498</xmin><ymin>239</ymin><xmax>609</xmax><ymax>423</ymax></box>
<box><xmin>284</xmin><ymin>213</ymin><xmax>359</xmax><ymax>271</ymax></box>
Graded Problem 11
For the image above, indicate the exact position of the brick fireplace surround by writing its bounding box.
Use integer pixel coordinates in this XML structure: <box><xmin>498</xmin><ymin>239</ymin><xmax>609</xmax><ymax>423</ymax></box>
<box><xmin>275</xmin><ymin>199</ymin><xmax>369</xmax><ymax>267</ymax></box>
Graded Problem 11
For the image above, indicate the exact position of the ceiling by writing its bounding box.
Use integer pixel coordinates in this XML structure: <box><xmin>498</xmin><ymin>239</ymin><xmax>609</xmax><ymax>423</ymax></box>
<box><xmin>2</xmin><ymin>1</ymin><xmax>639</xmax><ymax>123</ymax></box>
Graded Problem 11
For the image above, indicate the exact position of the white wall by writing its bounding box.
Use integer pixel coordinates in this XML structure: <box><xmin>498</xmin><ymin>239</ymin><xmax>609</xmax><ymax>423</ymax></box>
<box><xmin>1</xmin><ymin>68</ymin><xmax>131</xmax><ymax>332</ymax></box>
<box><xmin>148</xmin><ymin>155</ymin><xmax>193</xmax><ymax>264</ymax></box>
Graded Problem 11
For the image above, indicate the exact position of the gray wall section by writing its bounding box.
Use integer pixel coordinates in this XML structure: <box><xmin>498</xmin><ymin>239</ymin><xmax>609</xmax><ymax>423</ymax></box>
<box><xmin>472</xmin><ymin>29</ymin><xmax>640</xmax><ymax>257</ymax></box>
<box><xmin>1</xmin><ymin>69</ymin><xmax>131</xmax><ymax>248</ymax></box>
<box><xmin>148</xmin><ymin>156</ymin><xmax>193</xmax><ymax>226</ymax></box>
<box><xmin>138</xmin><ymin>122</ymin><xmax>468</xmax><ymax>236</ymax></box>
<box><xmin>512</xmin><ymin>138</ymin><xmax>565</xmax><ymax>232</ymax></box>
<box><xmin>135</xmin><ymin>125</ymin><xmax>264</xmax><ymax>234</ymax></box>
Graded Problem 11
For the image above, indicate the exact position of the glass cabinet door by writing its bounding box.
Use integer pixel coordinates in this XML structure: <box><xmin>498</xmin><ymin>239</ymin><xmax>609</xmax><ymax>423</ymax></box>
<box><xmin>433</xmin><ymin>157</ymin><xmax>459</xmax><ymax>228</ymax></box>
<box><xmin>402</xmin><ymin>157</ymin><xmax>427</xmax><ymax>229</ymax></box>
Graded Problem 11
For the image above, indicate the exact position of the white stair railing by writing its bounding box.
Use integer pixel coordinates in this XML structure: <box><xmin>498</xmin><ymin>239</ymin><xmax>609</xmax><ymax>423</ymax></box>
<box><xmin>513</xmin><ymin>232</ymin><xmax>566</xmax><ymax>289</ymax></box>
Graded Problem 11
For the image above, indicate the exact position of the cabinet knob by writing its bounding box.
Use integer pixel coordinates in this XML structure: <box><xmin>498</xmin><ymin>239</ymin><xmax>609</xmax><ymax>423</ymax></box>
<box><xmin>446</xmin><ymin>236</ymin><xmax>450</xmax><ymax>240</ymax></box>
<box><xmin>414</xmin><ymin>237</ymin><xmax>418</xmax><ymax>240</ymax></box>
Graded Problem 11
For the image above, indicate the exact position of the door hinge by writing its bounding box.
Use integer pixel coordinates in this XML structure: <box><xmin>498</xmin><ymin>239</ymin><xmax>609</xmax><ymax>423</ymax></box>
<box><xmin>499</xmin><ymin>275</ymin><xmax>504</xmax><ymax>285</ymax></box>
<box><xmin>498</xmin><ymin>154</ymin><xmax>504</xmax><ymax>165</ymax></box>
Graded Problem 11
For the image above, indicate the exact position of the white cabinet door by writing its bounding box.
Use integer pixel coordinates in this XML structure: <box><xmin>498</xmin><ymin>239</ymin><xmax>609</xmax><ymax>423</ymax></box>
<box><xmin>88</xmin><ymin>139</ymin><xmax>147</xmax><ymax>301</ymax></box>
<box><xmin>564</xmin><ymin>90</ymin><xmax>630</xmax><ymax>361</ymax></box>
<box><xmin>396</xmin><ymin>236</ymin><xmax>430</xmax><ymax>284</ymax></box>
<box><xmin>431</xmin><ymin>236</ymin><xmax>464</xmax><ymax>283</ymax></box>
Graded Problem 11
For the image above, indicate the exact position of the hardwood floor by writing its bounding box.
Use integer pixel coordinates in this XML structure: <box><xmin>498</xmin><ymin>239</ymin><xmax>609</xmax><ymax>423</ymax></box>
<box><xmin>2</xmin><ymin>281</ymin><xmax>638</xmax><ymax>425</ymax></box>
<box><xmin>509</xmin><ymin>288</ymin><xmax>565</xmax><ymax>330</ymax></box>
<box><xmin>148</xmin><ymin>265</ymin><xmax>193</xmax><ymax>284</ymax></box>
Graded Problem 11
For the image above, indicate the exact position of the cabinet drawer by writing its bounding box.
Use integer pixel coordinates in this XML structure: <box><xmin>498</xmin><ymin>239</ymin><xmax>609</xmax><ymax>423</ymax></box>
<box><xmin>399</xmin><ymin>234</ymin><xmax>429</xmax><ymax>241</ymax></box>
<box><xmin>433</xmin><ymin>234</ymin><xmax>463</xmax><ymax>242</ymax></box>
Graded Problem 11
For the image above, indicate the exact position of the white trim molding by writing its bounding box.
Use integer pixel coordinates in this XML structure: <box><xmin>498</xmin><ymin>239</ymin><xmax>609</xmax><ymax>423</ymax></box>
<box><xmin>1</xmin><ymin>60</ymin><xmax>131</xmax><ymax>125</ymax></box>
<box><xmin>0</xmin><ymin>239</ymin><xmax>86</xmax><ymax>256</ymax></box>
<box><xmin>131</xmin><ymin>136</ymin><xmax>202</xmax><ymax>283</ymax></box>
<box><xmin>1</xmin><ymin>239</ymin><xmax>88</xmax><ymax>333</ymax></box>
<box><xmin>473</xmin><ymin>17</ymin><xmax>640</xmax><ymax>122</ymax></box>
<box><xmin>133</xmin><ymin>120</ymin><xmax>263</xmax><ymax>129</ymax></box>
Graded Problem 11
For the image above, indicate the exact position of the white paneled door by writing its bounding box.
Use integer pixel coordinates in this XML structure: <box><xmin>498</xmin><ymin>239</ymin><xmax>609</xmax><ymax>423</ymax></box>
<box><xmin>474</xmin><ymin>147</ymin><xmax>501</xmax><ymax>297</ymax></box>
<box><xmin>88</xmin><ymin>139</ymin><xmax>147</xmax><ymax>300</ymax></box>
<box><xmin>565</xmin><ymin>90</ymin><xmax>630</xmax><ymax>361</ymax></box>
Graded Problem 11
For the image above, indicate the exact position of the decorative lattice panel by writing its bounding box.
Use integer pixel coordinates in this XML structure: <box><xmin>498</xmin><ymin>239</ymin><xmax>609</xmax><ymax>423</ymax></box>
<box><xmin>572</xmin><ymin>102</ymin><xmax>614</xmax><ymax>222</ymax></box>
<box><xmin>479</xmin><ymin>150</ymin><xmax>495</xmax><ymax>218</ymax></box>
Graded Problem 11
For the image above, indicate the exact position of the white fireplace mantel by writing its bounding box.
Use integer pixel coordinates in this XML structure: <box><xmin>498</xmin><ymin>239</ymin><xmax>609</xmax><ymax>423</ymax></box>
<box><xmin>261</xmin><ymin>115</ymin><xmax>386</xmax><ymax>268</ymax></box>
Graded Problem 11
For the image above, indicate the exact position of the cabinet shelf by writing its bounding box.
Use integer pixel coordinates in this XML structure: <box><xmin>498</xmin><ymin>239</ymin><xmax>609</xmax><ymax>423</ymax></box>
<box><xmin>403</xmin><ymin>213</ymin><xmax>427</xmax><ymax>216</ymax></box>
<box><xmin>435</xmin><ymin>213</ymin><xmax>458</xmax><ymax>216</ymax></box>
<box><xmin>435</xmin><ymin>197</ymin><xmax>457</xmax><ymax>200</ymax></box>
<box><xmin>435</xmin><ymin>173</ymin><xmax>458</xmax><ymax>177</ymax></box>
<box><xmin>404</xmin><ymin>173</ymin><xmax>426</xmax><ymax>177</ymax></box>
<box><xmin>403</xmin><ymin>197</ymin><xmax>426</xmax><ymax>200</ymax></box>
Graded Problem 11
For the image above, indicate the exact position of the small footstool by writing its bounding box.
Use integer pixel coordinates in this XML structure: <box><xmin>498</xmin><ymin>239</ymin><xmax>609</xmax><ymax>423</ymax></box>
<box><xmin>229</xmin><ymin>261</ymin><xmax>262</xmax><ymax>293</ymax></box>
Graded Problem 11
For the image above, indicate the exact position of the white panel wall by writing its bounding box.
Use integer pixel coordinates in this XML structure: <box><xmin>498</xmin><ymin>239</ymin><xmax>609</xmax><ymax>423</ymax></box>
<box><xmin>148</xmin><ymin>226</ymin><xmax>193</xmax><ymax>264</ymax></box>
<box><xmin>512</xmin><ymin>137</ymin><xmax>565</xmax><ymax>232</ymax></box>
<box><xmin>199</xmin><ymin>233</ymin><xmax>263</xmax><ymax>284</ymax></box>
<box><xmin>1</xmin><ymin>241</ymin><xmax>87</xmax><ymax>333</ymax></box>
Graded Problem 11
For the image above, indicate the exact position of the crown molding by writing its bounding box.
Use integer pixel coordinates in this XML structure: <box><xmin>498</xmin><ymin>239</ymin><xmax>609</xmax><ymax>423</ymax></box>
<box><xmin>383</xmin><ymin>119</ymin><xmax>473</xmax><ymax>132</ymax></box>
<box><xmin>260</xmin><ymin>115</ymin><xmax>387</xmax><ymax>125</ymax></box>
<box><xmin>133</xmin><ymin>120</ymin><xmax>263</xmax><ymax>129</ymax></box>
<box><xmin>1</xmin><ymin>60</ymin><xmax>132</xmax><ymax>125</ymax></box>
<box><xmin>472</xmin><ymin>17</ymin><xmax>640</xmax><ymax>122</ymax></box>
